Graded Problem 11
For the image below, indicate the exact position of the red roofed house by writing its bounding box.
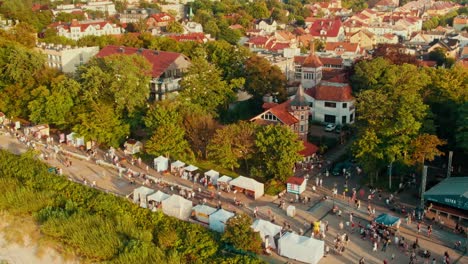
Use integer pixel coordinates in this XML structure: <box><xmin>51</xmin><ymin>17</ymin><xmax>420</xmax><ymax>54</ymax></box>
<box><xmin>324</xmin><ymin>42</ymin><xmax>364</xmax><ymax>62</ymax></box>
<box><xmin>308</xmin><ymin>18</ymin><xmax>344</xmax><ymax>42</ymax></box>
<box><xmin>52</xmin><ymin>19</ymin><xmax>123</xmax><ymax>40</ymax></box>
<box><xmin>293</xmin><ymin>48</ymin><xmax>323</xmax><ymax>89</ymax></box>
<box><xmin>96</xmin><ymin>45</ymin><xmax>191</xmax><ymax>101</ymax></box>
<box><xmin>250</xmin><ymin>85</ymin><xmax>319</xmax><ymax>160</ymax></box>
<box><xmin>286</xmin><ymin>176</ymin><xmax>308</xmax><ymax>194</ymax></box>
<box><xmin>453</xmin><ymin>15</ymin><xmax>468</xmax><ymax>31</ymax></box>
<box><xmin>146</xmin><ymin>12</ymin><xmax>175</xmax><ymax>31</ymax></box>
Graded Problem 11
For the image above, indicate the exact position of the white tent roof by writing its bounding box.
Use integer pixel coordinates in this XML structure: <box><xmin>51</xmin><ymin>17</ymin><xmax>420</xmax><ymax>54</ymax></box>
<box><xmin>147</xmin><ymin>190</ymin><xmax>170</xmax><ymax>203</ymax></box>
<box><xmin>205</xmin><ymin>169</ymin><xmax>219</xmax><ymax>178</ymax></box>
<box><xmin>161</xmin><ymin>195</ymin><xmax>193</xmax><ymax>220</ymax></box>
<box><xmin>184</xmin><ymin>164</ymin><xmax>199</xmax><ymax>172</ymax></box>
<box><xmin>217</xmin><ymin>175</ymin><xmax>232</xmax><ymax>184</ymax></box>
<box><xmin>193</xmin><ymin>204</ymin><xmax>217</xmax><ymax>216</ymax></box>
<box><xmin>209</xmin><ymin>209</ymin><xmax>235</xmax><ymax>233</ymax></box>
<box><xmin>133</xmin><ymin>186</ymin><xmax>155</xmax><ymax>201</ymax></box>
<box><xmin>229</xmin><ymin>176</ymin><xmax>264</xmax><ymax>199</ymax></box>
<box><xmin>154</xmin><ymin>155</ymin><xmax>168</xmax><ymax>163</ymax></box>
<box><xmin>251</xmin><ymin>219</ymin><xmax>282</xmax><ymax>249</ymax></box>
<box><xmin>278</xmin><ymin>232</ymin><xmax>324</xmax><ymax>264</ymax></box>
<box><xmin>171</xmin><ymin>160</ymin><xmax>185</xmax><ymax>168</ymax></box>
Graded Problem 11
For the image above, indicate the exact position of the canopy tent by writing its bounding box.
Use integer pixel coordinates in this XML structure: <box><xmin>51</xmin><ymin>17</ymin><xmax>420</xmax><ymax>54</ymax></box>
<box><xmin>424</xmin><ymin>177</ymin><xmax>468</xmax><ymax>211</ymax></box>
<box><xmin>251</xmin><ymin>219</ymin><xmax>282</xmax><ymax>249</ymax></box>
<box><xmin>171</xmin><ymin>160</ymin><xmax>185</xmax><ymax>169</ymax></box>
<box><xmin>209</xmin><ymin>209</ymin><xmax>235</xmax><ymax>233</ymax></box>
<box><xmin>184</xmin><ymin>165</ymin><xmax>199</xmax><ymax>172</ymax></box>
<box><xmin>375</xmin><ymin>213</ymin><xmax>401</xmax><ymax>227</ymax></box>
<box><xmin>27</xmin><ymin>124</ymin><xmax>50</xmax><ymax>138</ymax></box>
<box><xmin>153</xmin><ymin>156</ymin><xmax>169</xmax><ymax>172</ymax></box>
<box><xmin>217</xmin><ymin>175</ymin><xmax>232</xmax><ymax>185</ymax></box>
<box><xmin>147</xmin><ymin>190</ymin><xmax>170</xmax><ymax>203</ymax></box>
<box><xmin>278</xmin><ymin>232</ymin><xmax>324</xmax><ymax>264</ymax></box>
<box><xmin>204</xmin><ymin>170</ymin><xmax>220</xmax><ymax>185</ymax></box>
<box><xmin>162</xmin><ymin>195</ymin><xmax>193</xmax><ymax>220</ymax></box>
<box><xmin>229</xmin><ymin>176</ymin><xmax>264</xmax><ymax>199</ymax></box>
<box><xmin>66</xmin><ymin>132</ymin><xmax>85</xmax><ymax>147</ymax></box>
<box><xmin>124</xmin><ymin>139</ymin><xmax>143</xmax><ymax>155</ymax></box>
<box><xmin>192</xmin><ymin>204</ymin><xmax>217</xmax><ymax>224</ymax></box>
<box><xmin>133</xmin><ymin>186</ymin><xmax>155</xmax><ymax>208</ymax></box>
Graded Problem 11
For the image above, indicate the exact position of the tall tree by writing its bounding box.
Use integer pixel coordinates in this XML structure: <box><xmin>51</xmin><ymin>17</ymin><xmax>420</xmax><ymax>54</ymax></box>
<box><xmin>244</xmin><ymin>55</ymin><xmax>286</xmax><ymax>101</ymax></box>
<box><xmin>222</xmin><ymin>214</ymin><xmax>262</xmax><ymax>254</ymax></box>
<box><xmin>407</xmin><ymin>134</ymin><xmax>446</xmax><ymax>166</ymax></box>
<box><xmin>183</xmin><ymin>109</ymin><xmax>219</xmax><ymax>159</ymax></box>
<box><xmin>179</xmin><ymin>57</ymin><xmax>234</xmax><ymax>116</ymax></box>
<box><xmin>456</xmin><ymin>102</ymin><xmax>468</xmax><ymax>153</ymax></box>
<box><xmin>253</xmin><ymin>125</ymin><xmax>303</xmax><ymax>182</ymax></box>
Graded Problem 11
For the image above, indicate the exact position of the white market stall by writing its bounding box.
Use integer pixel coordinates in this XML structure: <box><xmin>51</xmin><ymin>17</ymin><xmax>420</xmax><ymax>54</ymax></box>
<box><xmin>182</xmin><ymin>164</ymin><xmax>198</xmax><ymax>180</ymax></box>
<box><xmin>209</xmin><ymin>209</ymin><xmax>235</xmax><ymax>233</ymax></box>
<box><xmin>204</xmin><ymin>170</ymin><xmax>220</xmax><ymax>185</ymax></box>
<box><xmin>278</xmin><ymin>232</ymin><xmax>324</xmax><ymax>264</ymax></box>
<box><xmin>161</xmin><ymin>194</ymin><xmax>193</xmax><ymax>220</ymax></box>
<box><xmin>132</xmin><ymin>186</ymin><xmax>155</xmax><ymax>208</ymax></box>
<box><xmin>27</xmin><ymin>124</ymin><xmax>50</xmax><ymax>139</ymax></box>
<box><xmin>66</xmin><ymin>132</ymin><xmax>85</xmax><ymax>147</ymax></box>
<box><xmin>217</xmin><ymin>175</ymin><xmax>232</xmax><ymax>191</ymax></box>
<box><xmin>124</xmin><ymin>139</ymin><xmax>143</xmax><ymax>155</ymax></box>
<box><xmin>251</xmin><ymin>219</ymin><xmax>282</xmax><ymax>249</ymax></box>
<box><xmin>147</xmin><ymin>190</ymin><xmax>170</xmax><ymax>205</ymax></box>
<box><xmin>153</xmin><ymin>156</ymin><xmax>169</xmax><ymax>172</ymax></box>
<box><xmin>229</xmin><ymin>176</ymin><xmax>264</xmax><ymax>199</ymax></box>
<box><xmin>286</xmin><ymin>176</ymin><xmax>307</xmax><ymax>194</ymax></box>
<box><xmin>192</xmin><ymin>204</ymin><xmax>217</xmax><ymax>224</ymax></box>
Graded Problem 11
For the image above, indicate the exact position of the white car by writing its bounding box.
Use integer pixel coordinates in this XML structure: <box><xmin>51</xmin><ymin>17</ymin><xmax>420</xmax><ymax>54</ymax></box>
<box><xmin>324</xmin><ymin>123</ymin><xmax>336</xmax><ymax>132</ymax></box>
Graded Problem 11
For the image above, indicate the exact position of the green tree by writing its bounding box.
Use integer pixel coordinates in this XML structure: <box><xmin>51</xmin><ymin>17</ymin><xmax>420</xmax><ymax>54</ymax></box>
<box><xmin>74</xmin><ymin>102</ymin><xmax>130</xmax><ymax>147</ymax></box>
<box><xmin>179</xmin><ymin>57</ymin><xmax>235</xmax><ymax>116</ymax></box>
<box><xmin>253</xmin><ymin>125</ymin><xmax>303</xmax><ymax>182</ymax></box>
<box><xmin>222</xmin><ymin>214</ymin><xmax>262</xmax><ymax>254</ymax></box>
<box><xmin>183</xmin><ymin>110</ymin><xmax>219</xmax><ymax>159</ymax></box>
<box><xmin>456</xmin><ymin>102</ymin><xmax>468</xmax><ymax>153</ymax></box>
<box><xmin>407</xmin><ymin>134</ymin><xmax>446</xmax><ymax>166</ymax></box>
<box><xmin>166</xmin><ymin>21</ymin><xmax>184</xmax><ymax>33</ymax></box>
<box><xmin>244</xmin><ymin>55</ymin><xmax>287</xmax><ymax>100</ymax></box>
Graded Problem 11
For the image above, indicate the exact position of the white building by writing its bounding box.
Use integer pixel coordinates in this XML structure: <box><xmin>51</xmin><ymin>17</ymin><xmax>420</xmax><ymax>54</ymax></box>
<box><xmin>182</xmin><ymin>21</ymin><xmax>203</xmax><ymax>34</ymax></box>
<box><xmin>84</xmin><ymin>1</ymin><xmax>117</xmax><ymax>15</ymax></box>
<box><xmin>255</xmin><ymin>19</ymin><xmax>278</xmax><ymax>34</ymax></box>
<box><xmin>293</xmin><ymin>52</ymin><xmax>323</xmax><ymax>89</ymax></box>
<box><xmin>53</xmin><ymin>19</ymin><xmax>124</xmax><ymax>40</ymax></box>
<box><xmin>35</xmin><ymin>43</ymin><xmax>99</xmax><ymax>73</ymax></box>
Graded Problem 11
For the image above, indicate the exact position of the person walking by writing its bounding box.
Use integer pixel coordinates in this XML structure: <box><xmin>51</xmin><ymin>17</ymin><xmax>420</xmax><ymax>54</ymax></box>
<box><xmin>427</xmin><ymin>224</ymin><xmax>432</xmax><ymax>237</ymax></box>
<box><xmin>359</xmin><ymin>257</ymin><xmax>365</xmax><ymax>264</ymax></box>
<box><xmin>417</xmin><ymin>222</ymin><xmax>421</xmax><ymax>233</ymax></box>
<box><xmin>373</xmin><ymin>241</ymin><xmax>378</xmax><ymax>252</ymax></box>
<box><xmin>381</xmin><ymin>239</ymin><xmax>389</xmax><ymax>252</ymax></box>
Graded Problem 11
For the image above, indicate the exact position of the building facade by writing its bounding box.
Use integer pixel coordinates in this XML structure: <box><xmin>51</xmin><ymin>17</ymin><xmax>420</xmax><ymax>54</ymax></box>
<box><xmin>35</xmin><ymin>43</ymin><xmax>99</xmax><ymax>73</ymax></box>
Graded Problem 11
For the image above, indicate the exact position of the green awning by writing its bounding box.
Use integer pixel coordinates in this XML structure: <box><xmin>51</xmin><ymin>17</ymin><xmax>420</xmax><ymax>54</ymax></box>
<box><xmin>423</xmin><ymin>177</ymin><xmax>468</xmax><ymax>211</ymax></box>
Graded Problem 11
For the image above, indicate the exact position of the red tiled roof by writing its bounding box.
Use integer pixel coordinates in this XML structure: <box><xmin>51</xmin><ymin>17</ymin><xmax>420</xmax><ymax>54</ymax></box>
<box><xmin>148</xmin><ymin>13</ymin><xmax>175</xmax><ymax>22</ymax></box>
<box><xmin>287</xmin><ymin>176</ymin><xmax>306</xmax><ymax>185</ymax></box>
<box><xmin>308</xmin><ymin>18</ymin><xmax>342</xmax><ymax>38</ymax></box>
<box><xmin>418</xmin><ymin>60</ymin><xmax>437</xmax><ymax>67</ymax></box>
<box><xmin>247</xmin><ymin>36</ymin><xmax>269</xmax><ymax>45</ymax></box>
<box><xmin>262</xmin><ymin>102</ymin><xmax>278</xmax><ymax>110</ymax></box>
<box><xmin>312</xmin><ymin>82</ymin><xmax>354</xmax><ymax>102</ymax></box>
<box><xmin>229</xmin><ymin>24</ymin><xmax>244</xmax><ymax>30</ymax></box>
<box><xmin>325</xmin><ymin>42</ymin><xmax>359</xmax><ymax>53</ymax></box>
<box><xmin>96</xmin><ymin>45</ymin><xmax>186</xmax><ymax>78</ymax></box>
<box><xmin>54</xmin><ymin>20</ymin><xmax>120</xmax><ymax>32</ymax></box>
<box><xmin>319</xmin><ymin>57</ymin><xmax>343</xmax><ymax>66</ymax></box>
<box><xmin>303</xmin><ymin>53</ymin><xmax>323</xmax><ymax>67</ymax></box>
<box><xmin>168</xmin><ymin>33</ymin><xmax>206</xmax><ymax>43</ymax></box>
<box><xmin>299</xmin><ymin>140</ymin><xmax>319</xmax><ymax>157</ymax></box>
<box><xmin>269</xmin><ymin>100</ymin><xmax>299</xmax><ymax>125</ymax></box>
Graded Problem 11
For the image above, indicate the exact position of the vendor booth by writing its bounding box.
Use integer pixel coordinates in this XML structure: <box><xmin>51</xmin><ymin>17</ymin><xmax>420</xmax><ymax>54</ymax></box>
<box><xmin>424</xmin><ymin>177</ymin><xmax>468</xmax><ymax>211</ymax></box>
<box><xmin>153</xmin><ymin>156</ymin><xmax>169</xmax><ymax>172</ymax></box>
<box><xmin>162</xmin><ymin>195</ymin><xmax>193</xmax><ymax>220</ymax></box>
<box><xmin>27</xmin><ymin>124</ymin><xmax>50</xmax><ymax>139</ymax></box>
<box><xmin>182</xmin><ymin>165</ymin><xmax>198</xmax><ymax>180</ymax></box>
<box><xmin>132</xmin><ymin>186</ymin><xmax>155</xmax><ymax>208</ymax></box>
<box><xmin>217</xmin><ymin>175</ymin><xmax>232</xmax><ymax>191</ymax></box>
<box><xmin>192</xmin><ymin>204</ymin><xmax>217</xmax><ymax>224</ymax></box>
<box><xmin>286</xmin><ymin>176</ymin><xmax>307</xmax><ymax>194</ymax></box>
<box><xmin>204</xmin><ymin>170</ymin><xmax>220</xmax><ymax>185</ymax></box>
<box><xmin>209</xmin><ymin>209</ymin><xmax>235</xmax><ymax>233</ymax></box>
<box><xmin>147</xmin><ymin>190</ymin><xmax>170</xmax><ymax>205</ymax></box>
<box><xmin>278</xmin><ymin>232</ymin><xmax>324</xmax><ymax>264</ymax></box>
<box><xmin>66</xmin><ymin>132</ymin><xmax>85</xmax><ymax>147</ymax></box>
<box><xmin>251</xmin><ymin>219</ymin><xmax>282</xmax><ymax>249</ymax></box>
<box><xmin>229</xmin><ymin>176</ymin><xmax>264</xmax><ymax>199</ymax></box>
<box><xmin>374</xmin><ymin>213</ymin><xmax>401</xmax><ymax>228</ymax></box>
<box><xmin>124</xmin><ymin>139</ymin><xmax>143</xmax><ymax>155</ymax></box>
<box><xmin>171</xmin><ymin>160</ymin><xmax>186</xmax><ymax>174</ymax></box>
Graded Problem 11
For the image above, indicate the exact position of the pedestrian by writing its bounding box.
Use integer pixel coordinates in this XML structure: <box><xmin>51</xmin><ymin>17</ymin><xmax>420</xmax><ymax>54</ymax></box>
<box><xmin>316</xmin><ymin>176</ymin><xmax>319</xmax><ymax>186</ymax></box>
<box><xmin>432</xmin><ymin>258</ymin><xmax>436</xmax><ymax>264</ymax></box>
<box><xmin>359</xmin><ymin>257</ymin><xmax>365</xmax><ymax>264</ymax></box>
<box><xmin>417</xmin><ymin>222</ymin><xmax>421</xmax><ymax>233</ymax></box>
<box><xmin>381</xmin><ymin>239</ymin><xmax>388</xmax><ymax>252</ymax></box>
<box><xmin>356</xmin><ymin>199</ymin><xmax>361</xmax><ymax>209</ymax></box>
<box><xmin>350</xmin><ymin>213</ymin><xmax>354</xmax><ymax>223</ymax></box>
<box><xmin>339</xmin><ymin>221</ymin><xmax>344</xmax><ymax>230</ymax></box>
<box><xmin>145</xmin><ymin>165</ymin><xmax>149</xmax><ymax>172</ymax></box>
<box><xmin>427</xmin><ymin>224</ymin><xmax>432</xmax><ymax>237</ymax></box>
<box><xmin>394</xmin><ymin>235</ymin><xmax>399</xmax><ymax>246</ymax></box>
<box><xmin>325</xmin><ymin>245</ymin><xmax>330</xmax><ymax>257</ymax></box>
<box><xmin>319</xmin><ymin>178</ymin><xmax>323</xmax><ymax>187</ymax></box>
<box><xmin>254</xmin><ymin>207</ymin><xmax>258</xmax><ymax>218</ymax></box>
<box><xmin>383</xmin><ymin>260</ymin><xmax>388</xmax><ymax>264</ymax></box>
<box><xmin>373</xmin><ymin>241</ymin><xmax>377</xmax><ymax>251</ymax></box>
<box><xmin>392</xmin><ymin>253</ymin><xmax>395</xmax><ymax>261</ymax></box>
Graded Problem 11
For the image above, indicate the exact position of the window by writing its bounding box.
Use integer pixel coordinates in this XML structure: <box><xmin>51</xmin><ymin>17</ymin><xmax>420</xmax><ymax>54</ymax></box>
<box><xmin>300</xmin><ymin>125</ymin><xmax>304</xmax><ymax>132</ymax></box>
<box><xmin>301</xmin><ymin>115</ymin><xmax>304</xmax><ymax>120</ymax></box>
<box><xmin>342</xmin><ymin>103</ymin><xmax>347</xmax><ymax>108</ymax></box>
<box><xmin>304</xmin><ymin>72</ymin><xmax>314</xmax><ymax>80</ymax></box>
<box><xmin>342</xmin><ymin>116</ymin><xmax>347</xmax><ymax>124</ymax></box>
<box><xmin>350</xmin><ymin>113</ymin><xmax>354</xmax><ymax>122</ymax></box>
<box><xmin>325</xmin><ymin>102</ymin><xmax>336</xmax><ymax>108</ymax></box>
<box><xmin>309</xmin><ymin>102</ymin><xmax>313</xmax><ymax>107</ymax></box>
<box><xmin>324</xmin><ymin>114</ymin><xmax>336</xmax><ymax>123</ymax></box>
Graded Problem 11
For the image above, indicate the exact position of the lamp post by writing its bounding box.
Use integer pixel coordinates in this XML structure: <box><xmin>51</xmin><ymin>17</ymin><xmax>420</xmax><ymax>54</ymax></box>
<box><xmin>388</xmin><ymin>162</ymin><xmax>393</xmax><ymax>190</ymax></box>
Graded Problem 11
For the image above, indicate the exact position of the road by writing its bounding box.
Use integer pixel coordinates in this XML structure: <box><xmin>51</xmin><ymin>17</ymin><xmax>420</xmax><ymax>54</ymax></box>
<box><xmin>0</xmin><ymin>128</ymin><xmax>466</xmax><ymax>264</ymax></box>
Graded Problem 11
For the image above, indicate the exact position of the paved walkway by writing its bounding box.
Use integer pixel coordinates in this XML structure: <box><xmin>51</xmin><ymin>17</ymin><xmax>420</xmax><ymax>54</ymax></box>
<box><xmin>0</xmin><ymin>128</ymin><xmax>466</xmax><ymax>264</ymax></box>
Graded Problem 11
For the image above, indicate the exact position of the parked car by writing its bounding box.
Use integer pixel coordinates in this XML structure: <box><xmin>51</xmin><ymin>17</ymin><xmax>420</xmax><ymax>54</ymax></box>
<box><xmin>332</xmin><ymin>161</ymin><xmax>354</xmax><ymax>176</ymax></box>
<box><xmin>324</xmin><ymin>123</ymin><xmax>336</xmax><ymax>132</ymax></box>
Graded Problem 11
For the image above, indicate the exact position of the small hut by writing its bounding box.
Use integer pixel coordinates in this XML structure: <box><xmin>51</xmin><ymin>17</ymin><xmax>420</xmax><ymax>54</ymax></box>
<box><xmin>286</xmin><ymin>176</ymin><xmax>307</xmax><ymax>194</ymax></box>
<box><xmin>124</xmin><ymin>139</ymin><xmax>143</xmax><ymax>155</ymax></box>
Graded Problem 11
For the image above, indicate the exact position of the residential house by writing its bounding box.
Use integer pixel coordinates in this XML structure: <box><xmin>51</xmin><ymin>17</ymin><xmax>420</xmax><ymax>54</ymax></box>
<box><xmin>460</xmin><ymin>46</ymin><xmax>468</xmax><ymax>59</ymax></box>
<box><xmin>407</xmin><ymin>30</ymin><xmax>445</xmax><ymax>46</ymax></box>
<box><xmin>0</xmin><ymin>15</ymin><xmax>15</xmax><ymax>30</ymax></box>
<box><xmin>182</xmin><ymin>21</ymin><xmax>203</xmax><ymax>34</ymax></box>
<box><xmin>83</xmin><ymin>0</ymin><xmax>116</xmax><ymax>16</ymax></box>
<box><xmin>146</xmin><ymin>12</ymin><xmax>175</xmax><ymax>31</ymax></box>
<box><xmin>160</xmin><ymin>4</ymin><xmax>185</xmax><ymax>20</ymax></box>
<box><xmin>343</xmin><ymin>19</ymin><xmax>367</xmax><ymax>34</ymax></box>
<box><xmin>348</xmin><ymin>29</ymin><xmax>375</xmax><ymax>50</ymax></box>
<box><xmin>96</xmin><ymin>45</ymin><xmax>191</xmax><ymax>101</ymax></box>
<box><xmin>35</xmin><ymin>43</ymin><xmax>99</xmax><ymax>73</ymax></box>
<box><xmin>374</xmin><ymin>0</ymin><xmax>399</xmax><ymax>11</ymax></box>
<box><xmin>451</xmin><ymin>32</ymin><xmax>468</xmax><ymax>48</ymax></box>
<box><xmin>51</xmin><ymin>19</ymin><xmax>124</xmax><ymax>40</ymax></box>
<box><xmin>453</xmin><ymin>16</ymin><xmax>468</xmax><ymax>31</ymax></box>
<box><xmin>255</xmin><ymin>19</ymin><xmax>278</xmax><ymax>34</ymax></box>
<box><xmin>293</xmin><ymin>51</ymin><xmax>323</xmax><ymax>89</ymax></box>
<box><xmin>428</xmin><ymin>38</ymin><xmax>460</xmax><ymax>58</ymax></box>
<box><xmin>52</xmin><ymin>4</ymin><xmax>82</xmax><ymax>16</ymax></box>
<box><xmin>244</xmin><ymin>35</ymin><xmax>295</xmax><ymax>54</ymax></box>
<box><xmin>308</xmin><ymin>18</ymin><xmax>345</xmax><ymax>42</ymax></box>
<box><xmin>375</xmin><ymin>33</ymin><xmax>399</xmax><ymax>45</ymax></box>
<box><xmin>426</xmin><ymin>1</ymin><xmax>460</xmax><ymax>16</ymax></box>
<box><xmin>324</xmin><ymin>42</ymin><xmax>363</xmax><ymax>61</ymax></box>
<box><xmin>168</xmin><ymin>33</ymin><xmax>209</xmax><ymax>43</ymax></box>
<box><xmin>118</xmin><ymin>8</ymin><xmax>155</xmax><ymax>24</ymax></box>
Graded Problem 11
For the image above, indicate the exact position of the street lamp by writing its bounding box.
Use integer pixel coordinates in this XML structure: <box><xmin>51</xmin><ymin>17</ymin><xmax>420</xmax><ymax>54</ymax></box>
<box><xmin>388</xmin><ymin>162</ymin><xmax>393</xmax><ymax>190</ymax></box>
